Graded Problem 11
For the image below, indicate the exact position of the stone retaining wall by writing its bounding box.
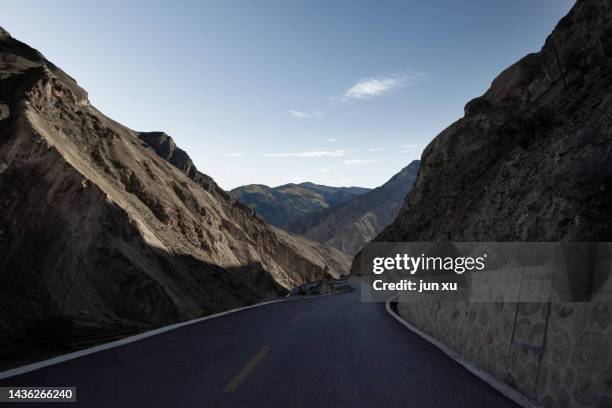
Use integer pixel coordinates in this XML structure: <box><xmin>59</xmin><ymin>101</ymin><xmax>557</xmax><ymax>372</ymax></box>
<box><xmin>397</xmin><ymin>299</ymin><xmax>612</xmax><ymax>407</ymax></box>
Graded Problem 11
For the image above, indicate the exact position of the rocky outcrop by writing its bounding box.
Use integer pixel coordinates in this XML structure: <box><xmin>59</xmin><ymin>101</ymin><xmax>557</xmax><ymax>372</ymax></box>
<box><xmin>288</xmin><ymin>161</ymin><xmax>419</xmax><ymax>255</ymax></box>
<box><xmin>368</xmin><ymin>1</ymin><xmax>612</xmax><ymax>406</ymax></box>
<box><xmin>378</xmin><ymin>4</ymin><xmax>612</xmax><ymax>244</ymax></box>
<box><xmin>0</xmin><ymin>28</ymin><xmax>349</xmax><ymax>369</ymax></box>
<box><xmin>231</xmin><ymin>182</ymin><xmax>369</xmax><ymax>227</ymax></box>
<box><xmin>137</xmin><ymin>131</ymin><xmax>224</xmax><ymax>196</ymax></box>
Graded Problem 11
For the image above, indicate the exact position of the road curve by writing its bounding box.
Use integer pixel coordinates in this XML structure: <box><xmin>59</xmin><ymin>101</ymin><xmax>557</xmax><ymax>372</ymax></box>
<box><xmin>1</xmin><ymin>288</ymin><xmax>519</xmax><ymax>407</ymax></box>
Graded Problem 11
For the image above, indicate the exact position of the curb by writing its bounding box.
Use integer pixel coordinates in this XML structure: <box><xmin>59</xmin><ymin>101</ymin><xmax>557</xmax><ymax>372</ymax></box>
<box><xmin>384</xmin><ymin>295</ymin><xmax>539</xmax><ymax>408</ymax></box>
<box><xmin>0</xmin><ymin>290</ymin><xmax>348</xmax><ymax>380</ymax></box>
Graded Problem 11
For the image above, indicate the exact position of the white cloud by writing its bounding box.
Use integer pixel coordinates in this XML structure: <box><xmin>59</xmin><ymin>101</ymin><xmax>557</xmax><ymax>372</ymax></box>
<box><xmin>314</xmin><ymin>167</ymin><xmax>331</xmax><ymax>172</ymax></box>
<box><xmin>343</xmin><ymin>72</ymin><xmax>426</xmax><ymax>100</ymax></box>
<box><xmin>263</xmin><ymin>150</ymin><xmax>347</xmax><ymax>158</ymax></box>
<box><xmin>290</xmin><ymin>110</ymin><xmax>309</xmax><ymax>119</ymax></box>
<box><xmin>226</xmin><ymin>152</ymin><xmax>247</xmax><ymax>157</ymax></box>
<box><xmin>344</xmin><ymin>159</ymin><xmax>380</xmax><ymax>165</ymax></box>
<box><xmin>399</xmin><ymin>144</ymin><xmax>421</xmax><ymax>153</ymax></box>
<box><xmin>369</xmin><ymin>147</ymin><xmax>385</xmax><ymax>152</ymax></box>
<box><xmin>327</xmin><ymin>138</ymin><xmax>339</xmax><ymax>142</ymax></box>
<box><xmin>289</xmin><ymin>110</ymin><xmax>324</xmax><ymax>119</ymax></box>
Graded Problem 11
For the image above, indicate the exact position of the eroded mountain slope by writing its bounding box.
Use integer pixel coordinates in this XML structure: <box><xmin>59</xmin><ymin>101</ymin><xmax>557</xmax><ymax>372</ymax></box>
<box><xmin>0</xmin><ymin>27</ymin><xmax>348</xmax><ymax>367</ymax></box>
<box><xmin>377</xmin><ymin>2</ymin><xmax>612</xmax><ymax>243</ymax></box>
<box><xmin>287</xmin><ymin>161</ymin><xmax>419</xmax><ymax>255</ymax></box>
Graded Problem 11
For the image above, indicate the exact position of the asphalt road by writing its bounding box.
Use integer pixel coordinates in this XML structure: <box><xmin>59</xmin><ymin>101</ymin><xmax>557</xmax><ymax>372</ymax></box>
<box><xmin>1</xmin><ymin>288</ymin><xmax>519</xmax><ymax>408</ymax></box>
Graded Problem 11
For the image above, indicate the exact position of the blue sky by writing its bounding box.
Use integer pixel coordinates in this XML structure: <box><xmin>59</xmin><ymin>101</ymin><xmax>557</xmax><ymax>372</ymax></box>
<box><xmin>3</xmin><ymin>0</ymin><xmax>574</xmax><ymax>189</ymax></box>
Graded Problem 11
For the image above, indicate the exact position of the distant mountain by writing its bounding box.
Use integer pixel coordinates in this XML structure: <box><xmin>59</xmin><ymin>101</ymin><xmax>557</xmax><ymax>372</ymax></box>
<box><xmin>285</xmin><ymin>161</ymin><xmax>420</xmax><ymax>255</ymax></box>
<box><xmin>298</xmin><ymin>182</ymin><xmax>370</xmax><ymax>196</ymax></box>
<box><xmin>231</xmin><ymin>183</ymin><xmax>370</xmax><ymax>227</ymax></box>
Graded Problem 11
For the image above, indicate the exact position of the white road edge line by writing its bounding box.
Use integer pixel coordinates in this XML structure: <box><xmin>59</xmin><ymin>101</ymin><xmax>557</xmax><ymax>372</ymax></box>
<box><xmin>384</xmin><ymin>294</ymin><xmax>540</xmax><ymax>408</ymax></box>
<box><xmin>0</xmin><ymin>290</ymin><xmax>348</xmax><ymax>380</ymax></box>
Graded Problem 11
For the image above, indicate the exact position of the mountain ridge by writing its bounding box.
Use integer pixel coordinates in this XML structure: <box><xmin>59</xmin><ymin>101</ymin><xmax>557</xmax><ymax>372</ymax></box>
<box><xmin>286</xmin><ymin>160</ymin><xmax>420</xmax><ymax>255</ymax></box>
<box><xmin>231</xmin><ymin>182</ymin><xmax>369</xmax><ymax>227</ymax></box>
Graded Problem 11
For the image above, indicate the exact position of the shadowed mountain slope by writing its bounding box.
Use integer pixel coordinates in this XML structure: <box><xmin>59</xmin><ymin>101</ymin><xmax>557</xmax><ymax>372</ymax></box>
<box><xmin>353</xmin><ymin>1</ymin><xmax>612</xmax><ymax>405</ymax></box>
<box><xmin>375</xmin><ymin>1</ymin><xmax>612</xmax><ymax>244</ymax></box>
<box><xmin>0</xmin><ymin>27</ymin><xmax>349</xmax><ymax>368</ymax></box>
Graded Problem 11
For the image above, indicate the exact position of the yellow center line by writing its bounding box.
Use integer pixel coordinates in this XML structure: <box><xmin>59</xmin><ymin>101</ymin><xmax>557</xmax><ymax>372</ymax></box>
<box><xmin>223</xmin><ymin>346</ymin><xmax>271</xmax><ymax>393</ymax></box>
<box><xmin>292</xmin><ymin>312</ymin><xmax>307</xmax><ymax>322</ymax></box>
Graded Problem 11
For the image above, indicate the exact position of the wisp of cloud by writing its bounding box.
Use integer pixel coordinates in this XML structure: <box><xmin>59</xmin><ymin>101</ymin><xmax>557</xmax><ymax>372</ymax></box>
<box><xmin>344</xmin><ymin>72</ymin><xmax>425</xmax><ymax>100</ymax></box>
<box><xmin>344</xmin><ymin>159</ymin><xmax>380</xmax><ymax>164</ymax></box>
<box><xmin>289</xmin><ymin>110</ymin><xmax>324</xmax><ymax>119</ymax></box>
<box><xmin>264</xmin><ymin>150</ymin><xmax>347</xmax><ymax>158</ymax></box>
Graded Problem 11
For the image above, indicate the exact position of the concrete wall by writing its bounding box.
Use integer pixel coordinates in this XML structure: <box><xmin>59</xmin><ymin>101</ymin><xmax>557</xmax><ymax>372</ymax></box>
<box><xmin>397</xmin><ymin>299</ymin><xmax>612</xmax><ymax>407</ymax></box>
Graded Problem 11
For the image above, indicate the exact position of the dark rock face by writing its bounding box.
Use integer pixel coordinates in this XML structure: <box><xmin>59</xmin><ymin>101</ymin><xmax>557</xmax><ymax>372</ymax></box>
<box><xmin>138</xmin><ymin>131</ymin><xmax>195</xmax><ymax>175</ymax></box>
<box><xmin>138</xmin><ymin>131</ymin><xmax>230</xmax><ymax>199</ymax></box>
<box><xmin>367</xmin><ymin>1</ymin><xmax>612</xmax><ymax>406</ymax></box>
<box><xmin>0</xmin><ymin>27</ymin><xmax>349</xmax><ymax>369</ymax></box>
<box><xmin>231</xmin><ymin>182</ymin><xmax>369</xmax><ymax>227</ymax></box>
<box><xmin>378</xmin><ymin>0</ymin><xmax>612</xmax><ymax>243</ymax></box>
<box><xmin>287</xmin><ymin>161</ymin><xmax>419</xmax><ymax>255</ymax></box>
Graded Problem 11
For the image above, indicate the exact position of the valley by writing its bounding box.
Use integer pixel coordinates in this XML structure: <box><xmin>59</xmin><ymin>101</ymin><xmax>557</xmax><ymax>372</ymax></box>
<box><xmin>230</xmin><ymin>182</ymin><xmax>369</xmax><ymax>227</ymax></box>
<box><xmin>1</xmin><ymin>1</ymin><xmax>610</xmax><ymax>407</ymax></box>
<box><xmin>233</xmin><ymin>161</ymin><xmax>420</xmax><ymax>256</ymax></box>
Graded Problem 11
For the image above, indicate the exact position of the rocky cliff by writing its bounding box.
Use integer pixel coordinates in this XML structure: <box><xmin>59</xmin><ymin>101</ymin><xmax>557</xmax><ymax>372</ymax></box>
<box><xmin>0</xmin><ymin>28</ymin><xmax>349</xmax><ymax>368</ymax></box>
<box><xmin>288</xmin><ymin>161</ymin><xmax>419</xmax><ymax>255</ymax></box>
<box><xmin>369</xmin><ymin>1</ymin><xmax>612</xmax><ymax>406</ymax></box>
<box><xmin>231</xmin><ymin>182</ymin><xmax>369</xmax><ymax>227</ymax></box>
<box><xmin>378</xmin><ymin>3</ymin><xmax>612</xmax><ymax>243</ymax></box>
